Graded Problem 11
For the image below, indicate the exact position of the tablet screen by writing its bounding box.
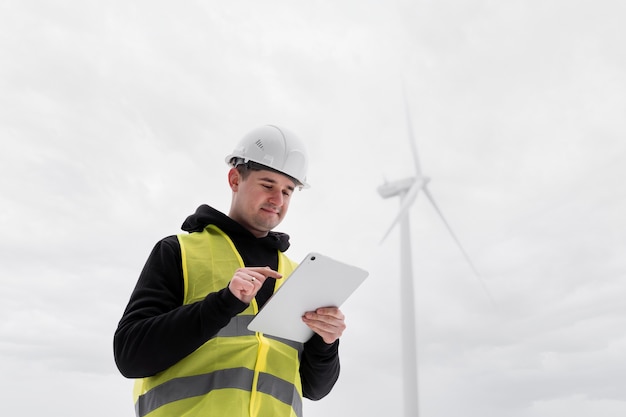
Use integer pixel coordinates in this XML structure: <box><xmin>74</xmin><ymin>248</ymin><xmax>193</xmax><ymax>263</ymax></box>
<box><xmin>247</xmin><ymin>252</ymin><xmax>369</xmax><ymax>342</ymax></box>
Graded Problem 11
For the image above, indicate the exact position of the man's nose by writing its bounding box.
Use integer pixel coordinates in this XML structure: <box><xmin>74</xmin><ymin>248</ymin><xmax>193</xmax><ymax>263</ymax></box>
<box><xmin>268</xmin><ymin>189</ymin><xmax>283</xmax><ymax>206</ymax></box>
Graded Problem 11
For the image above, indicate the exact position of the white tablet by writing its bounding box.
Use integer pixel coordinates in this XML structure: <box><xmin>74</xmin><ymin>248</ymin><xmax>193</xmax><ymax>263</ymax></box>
<box><xmin>247</xmin><ymin>252</ymin><xmax>369</xmax><ymax>343</ymax></box>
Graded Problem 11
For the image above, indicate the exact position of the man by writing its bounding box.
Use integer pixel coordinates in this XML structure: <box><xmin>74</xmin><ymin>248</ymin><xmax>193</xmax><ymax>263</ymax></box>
<box><xmin>114</xmin><ymin>125</ymin><xmax>345</xmax><ymax>417</ymax></box>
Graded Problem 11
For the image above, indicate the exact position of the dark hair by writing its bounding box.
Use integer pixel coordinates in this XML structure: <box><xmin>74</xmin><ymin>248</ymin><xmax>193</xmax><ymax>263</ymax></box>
<box><xmin>233</xmin><ymin>160</ymin><xmax>301</xmax><ymax>186</ymax></box>
<box><xmin>234</xmin><ymin>160</ymin><xmax>261</xmax><ymax>181</ymax></box>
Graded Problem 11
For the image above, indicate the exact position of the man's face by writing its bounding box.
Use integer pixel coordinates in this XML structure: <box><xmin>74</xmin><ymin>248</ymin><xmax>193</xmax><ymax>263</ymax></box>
<box><xmin>228</xmin><ymin>168</ymin><xmax>297</xmax><ymax>237</ymax></box>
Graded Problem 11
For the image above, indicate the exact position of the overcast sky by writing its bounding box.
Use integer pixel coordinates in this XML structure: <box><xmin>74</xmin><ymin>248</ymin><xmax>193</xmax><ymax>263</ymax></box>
<box><xmin>1</xmin><ymin>1</ymin><xmax>625</xmax><ymax>416</ymax></box>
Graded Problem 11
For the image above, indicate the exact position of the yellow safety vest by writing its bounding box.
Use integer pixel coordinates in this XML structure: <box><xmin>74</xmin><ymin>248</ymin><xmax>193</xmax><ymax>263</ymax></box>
<box><xmin>133</xmin><ymin>225</ymin><xmax>303</xmax><ymax>417</ymax></box>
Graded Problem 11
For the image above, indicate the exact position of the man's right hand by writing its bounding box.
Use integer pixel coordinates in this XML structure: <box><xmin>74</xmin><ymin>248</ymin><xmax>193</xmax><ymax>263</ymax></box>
<box><xmin>228</xmin><ymin>266</ymin><xmax>282</xmax><ymax>304</ymax></box>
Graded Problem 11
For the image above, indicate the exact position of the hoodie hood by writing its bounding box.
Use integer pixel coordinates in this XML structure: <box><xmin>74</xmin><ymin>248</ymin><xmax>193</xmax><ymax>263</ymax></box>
<box><xmin>181</xmin><ymin>204</ymin><xmax>291</xmax><ymax>252</ymax></box>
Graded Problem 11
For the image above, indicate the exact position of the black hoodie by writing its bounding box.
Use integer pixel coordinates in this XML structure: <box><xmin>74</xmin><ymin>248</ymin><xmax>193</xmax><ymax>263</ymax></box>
<box><xmin>113</xmin><ymin>205</ymin><xmax>340</xmax><ymax>400</ymax></box>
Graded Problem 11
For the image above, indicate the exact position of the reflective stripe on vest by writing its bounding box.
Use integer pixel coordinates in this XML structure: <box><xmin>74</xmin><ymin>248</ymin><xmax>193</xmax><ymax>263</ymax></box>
<box><xmin>133</xmin><ymin>225</ymin><xmax>303</xmax><ymax>417</ymax></box>
<box><xmin>215</xmin><ymin>315</ymin><xmax>305</xmax><ymax>352</ymax></box>
<box><xmin>135</xmin><ymin>369</ymin><xmax>302</xmax><ymax>417</ymax></box>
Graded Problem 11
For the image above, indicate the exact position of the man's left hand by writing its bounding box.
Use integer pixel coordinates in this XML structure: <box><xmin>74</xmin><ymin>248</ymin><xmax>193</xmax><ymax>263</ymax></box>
<box><xmin>302</xmin><ymin>307</ymin><xmax>346</xmax><ymax>344</ymax></box>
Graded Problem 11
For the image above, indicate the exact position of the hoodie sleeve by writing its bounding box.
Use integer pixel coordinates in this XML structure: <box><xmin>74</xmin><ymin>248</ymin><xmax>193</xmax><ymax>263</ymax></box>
<box><xmin>113</xmin><ymin>236</ymin><xmax>248</xmax><ymax>378</ymax></box>
<box><xmin>299</xmin><ymin>334</ymin><xmax>341</xmax><ymax>400</ymax></box>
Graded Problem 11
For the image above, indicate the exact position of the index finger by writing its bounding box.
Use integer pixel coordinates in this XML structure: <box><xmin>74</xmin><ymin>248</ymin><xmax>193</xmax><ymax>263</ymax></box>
<box><xmin>246</xmin><ymin>266</ymin><xmax>283</xmax><ymax>280</ymax></box>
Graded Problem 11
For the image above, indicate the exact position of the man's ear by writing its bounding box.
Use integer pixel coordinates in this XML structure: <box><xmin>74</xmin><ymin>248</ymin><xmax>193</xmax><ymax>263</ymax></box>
<box><xmin>228</xmin><ymin>168</ymin><xmax>240</xmax><ymax>191</ymax></box>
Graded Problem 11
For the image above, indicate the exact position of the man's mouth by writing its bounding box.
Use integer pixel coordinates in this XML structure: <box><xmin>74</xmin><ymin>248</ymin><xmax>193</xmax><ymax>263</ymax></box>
<box><xmin>261</xmin><ymin>206</ymin><xmax>280</xmax><ymax>215</ymax></box>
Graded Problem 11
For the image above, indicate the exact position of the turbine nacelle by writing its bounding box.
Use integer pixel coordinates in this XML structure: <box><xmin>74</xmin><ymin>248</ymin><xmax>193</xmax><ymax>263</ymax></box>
<box><xmin>378</xmin><ymin>176</ymin><xmax>430</xmax><ymax>199</ymax></box>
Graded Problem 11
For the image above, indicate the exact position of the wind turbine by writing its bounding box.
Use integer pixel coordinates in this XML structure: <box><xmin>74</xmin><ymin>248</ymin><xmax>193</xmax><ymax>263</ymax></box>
<box><xmin>378</xmin><ymin>94</ymin><xmax>493</xmax><ymax>417</ymax></box>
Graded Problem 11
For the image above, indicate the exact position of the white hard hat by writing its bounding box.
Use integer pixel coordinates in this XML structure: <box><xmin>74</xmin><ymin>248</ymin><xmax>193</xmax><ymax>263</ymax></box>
<box><xmin>225</xmin><ymin>125</ymin><xmax>310</xmax><ymax>188</ymax></box>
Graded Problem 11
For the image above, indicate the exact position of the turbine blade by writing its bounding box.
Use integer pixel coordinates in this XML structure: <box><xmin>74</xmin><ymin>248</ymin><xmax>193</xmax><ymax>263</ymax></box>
<box><xmin>380</xmin><ymin>178</ymin><xmax>425</xmax><ymax>242</ymax></box>
<box><xmin>423</xmin><ymin>186</ymin><xmax>497</xmax><ymax>305</ymax></box>
<box><xmin>403</xmin><ymin>89</ymin><xmax>423</xmax><ymax>177</ymax></box>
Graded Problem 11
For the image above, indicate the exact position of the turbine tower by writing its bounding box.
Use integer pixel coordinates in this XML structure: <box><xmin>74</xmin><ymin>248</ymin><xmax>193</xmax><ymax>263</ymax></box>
<box><xmin>378</xmin><ymin>94</ymin><xmax>492</xmax><ymax>417</ymax></box>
